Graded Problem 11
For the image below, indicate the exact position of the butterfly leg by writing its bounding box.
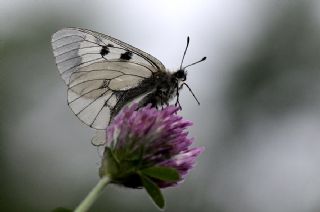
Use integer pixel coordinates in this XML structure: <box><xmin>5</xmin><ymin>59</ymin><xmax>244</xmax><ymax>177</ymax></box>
<box><xmin>157</xmin><ymin>88</ymin><xmax>169</xmax><ymax>110</ymax></box>
<box><xmin>181</xmin><ymin>83</ymin><xmax>200</xmax><ymax>105</ymax></box>
<box><xmin>175</xmin><ymin>84</ymin><xmax>183</xmax><ymax>110</ymax></box>
<box><xmin>160</xmin><ymin>93</ymin><xmax>169</xmax><ymax>109</ymax></box>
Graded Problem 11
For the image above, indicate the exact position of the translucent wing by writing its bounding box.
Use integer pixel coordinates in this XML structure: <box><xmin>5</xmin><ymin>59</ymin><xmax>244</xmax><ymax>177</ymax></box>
<box><xmin>91</xmin><ymin>130</ymin><xmax>106</xmax><ymax>146</ymax></box>
<box><xmin>51</xmin><ymin>28</ymin><xmax>165</xmax><ymax>84</ymax></box>
<box><xmin>51</xmin><ymin>28</ymin><xmax>166</xmax><ymax>130</ymax></box>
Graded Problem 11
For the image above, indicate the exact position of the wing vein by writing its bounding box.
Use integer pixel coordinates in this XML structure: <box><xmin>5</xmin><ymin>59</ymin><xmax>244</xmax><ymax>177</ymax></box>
<box><xmin>75</xmin><ymin>90</ymin><xmax>110</xmax><ymax>116</ymax></box>
<box><xmin>60</xmin><ymin>57</ymin><xmax>103</xmax><ymax>75</ymax></box>
<box><xmin>57</xmin><ymin>52</ymin><xmax>101</xmax><ymax>64</ymax></box>
<box><xmin>54</xmin><ymin>45</ymin><xmax>101</xmax><ymax>57</ymax></box>
<box><xmin>68</xmin><ymin>88</ymin><xmax>109</xmax><ymax>104</ymax></box>
<box><xmin>69</xmin><ymin>73</ymin><xmax>145</xmax><ymax>89</ymax></box>
<box><xmin>53</xmin><ymin>37</ymin><xmax>101</xmax><ymax>50</ymax></box>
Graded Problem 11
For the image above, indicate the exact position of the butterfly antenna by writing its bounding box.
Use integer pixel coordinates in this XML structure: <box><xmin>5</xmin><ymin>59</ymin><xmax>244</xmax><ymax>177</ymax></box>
<box><xmin>183</xmin><ymin>57</ymin><xmax>206</xmax><ymax>69</ymax></box>
<box><xmin>182</xmin><ymin>83</ymin><xmax>200</xmax><ymax>105</ymax></box>
<box><xmin>180</xmin><ymin>36</ymin><xmax>190</xmax><ymax>69</ymax></box>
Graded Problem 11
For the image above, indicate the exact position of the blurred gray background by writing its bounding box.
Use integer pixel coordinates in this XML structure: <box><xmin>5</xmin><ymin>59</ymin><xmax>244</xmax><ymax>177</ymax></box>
<box><xmin>2</xmin><ymin>0</ymin><xmax>320</xmax><ymax>211</ymax></box>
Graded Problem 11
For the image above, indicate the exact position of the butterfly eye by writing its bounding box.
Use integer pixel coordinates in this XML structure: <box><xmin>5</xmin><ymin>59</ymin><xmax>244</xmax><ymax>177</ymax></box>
<box><xmin>175</xmin><ymin>70</ymin><xmax>186</xmax><ymax>81</ymax></box>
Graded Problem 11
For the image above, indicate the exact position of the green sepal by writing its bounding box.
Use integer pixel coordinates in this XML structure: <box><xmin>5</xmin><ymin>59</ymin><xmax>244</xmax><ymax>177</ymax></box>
<box><xmin>141</xmin><ymin>166</ymin><xmax>180</xmax><ymax>182</ymax></box>
<box><xmin>139</xmin><ymin>173</ymin><xmax>165</xmax><ymax>209</ymax></box>
<box><xmin>99</xmin><ymin>147</ymin><xmax>119</xmax><ymax>178</ymax></box>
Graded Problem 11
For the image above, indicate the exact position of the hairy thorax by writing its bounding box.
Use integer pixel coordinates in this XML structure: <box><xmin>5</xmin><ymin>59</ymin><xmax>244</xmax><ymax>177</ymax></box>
<box><xmin>153</xmin><ymin>71</ymin><xmax>179</xmax><ymax>105</ymax></box>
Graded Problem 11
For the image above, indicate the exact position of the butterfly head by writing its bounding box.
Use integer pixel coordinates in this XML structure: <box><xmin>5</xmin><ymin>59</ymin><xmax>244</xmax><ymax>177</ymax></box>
<box><xmin>175</xmin><ymin>55</ymin><xmax>207</xmax><ymax>82</ymax></box>
<box><xmin>174</xmin><ymin>69</ymin><xmax>187</xmax><ymax>82</ymax></box>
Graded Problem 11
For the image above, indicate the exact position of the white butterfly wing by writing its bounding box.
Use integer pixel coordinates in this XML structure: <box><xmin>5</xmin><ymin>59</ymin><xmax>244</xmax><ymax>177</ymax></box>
<box><xmin>91</xmin><ymin>130</ymin><xmax>107</xmax><ymax>146</ymax></box>
<box><xmin>51</xmin><ymin>28</ymin><xmax>166</xmax><ymax>130</ymax></box>
<box><xmin>52</xmin><ymin>28</ymin><xmax>165</xmax><ymax>84</ymax></box>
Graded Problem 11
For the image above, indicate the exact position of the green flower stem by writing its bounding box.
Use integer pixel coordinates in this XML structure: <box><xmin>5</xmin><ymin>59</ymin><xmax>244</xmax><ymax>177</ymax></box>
<box><xmin>75</xmin><ymin>176</ymin><xmax>110</xmax><ymax>212</ymax></box>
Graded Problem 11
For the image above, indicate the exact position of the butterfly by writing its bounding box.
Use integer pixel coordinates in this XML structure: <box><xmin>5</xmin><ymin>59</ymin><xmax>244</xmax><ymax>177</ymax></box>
<box><xmin>51</xmin><ymin>27</ymin><xmax>206</xmax><ymax>136</ymax></box>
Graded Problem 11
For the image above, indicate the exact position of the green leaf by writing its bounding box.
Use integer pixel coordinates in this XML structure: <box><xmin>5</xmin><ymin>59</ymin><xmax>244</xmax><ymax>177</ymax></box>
<box><xmin>140</xmin><ymin>173</ymin><xmax>165</xmax><ymax>209</ymax></box>
<box><xmin>51</xmin><ymin>207</ymin><xmax>73</xmax><ymax>212</ymax></box>
<box><xmin>142</xmin><ymin>166</ymin><xmax>180</xmax><ymax>182</ymax></box>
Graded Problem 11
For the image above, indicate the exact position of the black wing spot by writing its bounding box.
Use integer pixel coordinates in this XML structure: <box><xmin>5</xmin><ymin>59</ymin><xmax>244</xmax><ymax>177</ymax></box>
<box><xmin>120</xmin><ymin>51</ymin><xmax>132</xmax><ymax>60</ymax></box>
<box><xmin>100</xmin><ymin>46</ymin><xmax>109</xmax><ymax>56</ymax></box>
<box><xmin>107</xmin><ymin>44</ymin><xmax>114</xmax><ymax>47</ymax></box>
